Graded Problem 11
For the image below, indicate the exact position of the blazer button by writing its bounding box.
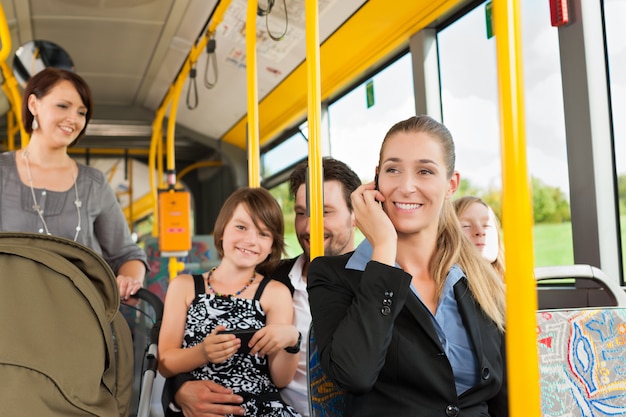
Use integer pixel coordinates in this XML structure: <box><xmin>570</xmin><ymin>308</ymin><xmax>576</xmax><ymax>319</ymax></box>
<box><xmin>381</xmin><ymin>306</ymin><xmax>391</xmax><ymax>315</ymax></box>
<box><xmin>445</xmin><ymin>405</ymin><xmax>460</xmax><ymax>417</ymax></box>
<box><xmin>481</xmin><ymin>367</ymin><xmax>490</xmax><ymax>380</ymax></box>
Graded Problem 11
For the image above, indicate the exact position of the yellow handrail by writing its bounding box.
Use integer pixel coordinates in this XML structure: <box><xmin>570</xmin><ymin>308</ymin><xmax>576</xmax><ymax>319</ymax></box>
<box><xmin>149</xmin><ymin>0</ymin><xmax>233</xmax><ymax>236</ymax></box>
<box><xmin>0</xmin><ymin>3</ymin><xmax>10</xmax><ymax>64</ymax></box>
<box><xmin>149</xmin><ymin>106</ymin><xmax>166</xmax><ymax>236</ymax></box>
<box><xmin>493</xmin><ymin>1</ymin><xmax>540</xmax><ymax>416</ymax></box>
<box><xmin>0</xmin><ymin>2</ymin><xmax>29</xmax><ymax>146</ymax></box>
<box><xmin>4</xmin><ymin>108</ymin><xmax>19</xmax><ymax>150</ymax></box>
<box><xmin>246</xmin><ymin>0</ymin><xmax>260</xmax><ymax>187</ymax></box>
<box><xmin>148</xmin><ymin>1</ymin><xmax>234</xmax><ymax>279</ymax></box>
<box><xmin>123</xmin><ymin>192</ymin><xmax>154</xmax><ymax>222</ymax></box>
<box><xmin>176</xmin><ymin>160</ymin><xmax>223</xmax><ymax>182</ymax></box>
<box><xmin>305</xmin><ymin>0</ymin><xmax>324</xmax><ymax>261</ymax></box>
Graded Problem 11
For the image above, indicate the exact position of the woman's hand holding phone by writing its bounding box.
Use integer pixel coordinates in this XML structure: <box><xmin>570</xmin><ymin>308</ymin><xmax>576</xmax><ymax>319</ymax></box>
<box><xmin>351</xmin><ymin>181</ymin><xmax>397</xmax><ymax>266</ymax></box>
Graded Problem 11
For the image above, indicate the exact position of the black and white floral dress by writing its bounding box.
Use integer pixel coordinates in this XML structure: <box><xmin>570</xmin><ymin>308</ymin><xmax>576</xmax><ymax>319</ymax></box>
<box><xmin>183</xmin><ymin>274</ymin><xmax>301</xmax><ymax>417</ymax></box>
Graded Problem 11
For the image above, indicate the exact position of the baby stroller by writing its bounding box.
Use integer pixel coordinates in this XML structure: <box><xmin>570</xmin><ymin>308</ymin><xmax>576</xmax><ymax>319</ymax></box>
<box><xmin>0</xmin><ymin>232</ymin><xmax>161</xmax><ymax>417</ymax></box>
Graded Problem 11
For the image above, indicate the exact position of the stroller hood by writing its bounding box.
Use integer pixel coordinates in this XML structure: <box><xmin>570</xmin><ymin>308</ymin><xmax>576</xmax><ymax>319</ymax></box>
<box><xmin>0</xmin><ymin>232</ymin><xmax>130</xmax><ymax>416</ymax></box>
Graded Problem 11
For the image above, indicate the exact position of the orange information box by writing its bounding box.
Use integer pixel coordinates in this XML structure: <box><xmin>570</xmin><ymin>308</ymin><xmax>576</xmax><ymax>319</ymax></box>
<box><xmin>158</xmin><ymin>190</ymin><xmax>192</xmax><ymax>254</ymax></box>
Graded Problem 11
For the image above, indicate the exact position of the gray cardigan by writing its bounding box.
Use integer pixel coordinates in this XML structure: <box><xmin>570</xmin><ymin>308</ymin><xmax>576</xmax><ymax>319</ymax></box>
<box><xmin>0</xmin><ymin>152</ymin><xmax>148</xmax><ymax>274</ymax></box>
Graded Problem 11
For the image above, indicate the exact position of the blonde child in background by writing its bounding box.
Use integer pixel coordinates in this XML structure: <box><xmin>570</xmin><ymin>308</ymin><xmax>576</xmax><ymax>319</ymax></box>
<box><xmin>453</xmin><ymin>196</ymin><xmax>505</xmax><ymax>278</ymax></box>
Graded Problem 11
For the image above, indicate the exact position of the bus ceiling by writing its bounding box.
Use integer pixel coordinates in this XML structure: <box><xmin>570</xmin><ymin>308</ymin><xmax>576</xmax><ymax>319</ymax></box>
<box><xmin>0</xmin><ymin>0</ymin><xmax>473</xmax><ymax>164</ymax></box>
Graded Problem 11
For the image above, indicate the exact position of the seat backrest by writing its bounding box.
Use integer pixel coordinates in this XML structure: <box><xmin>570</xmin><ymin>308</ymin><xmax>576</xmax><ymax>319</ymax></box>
<box><xmin>307</xmin><ymin>323</ymin><xmax>347</xmax><ymax>417</ymax></box>
<box><xmin>535</xmin><ymin>264</ymin><xmax>626</xmax><ymax>309</ymax></box>
<box><xmin>0</xmin><ymin>232</ymin><xmax>132</xmax><ymax>417</ymax></box>
<box><xmin>536</xmin><ymin>307</ymin><xmax>626</xmax><ymax>417</ymax></box>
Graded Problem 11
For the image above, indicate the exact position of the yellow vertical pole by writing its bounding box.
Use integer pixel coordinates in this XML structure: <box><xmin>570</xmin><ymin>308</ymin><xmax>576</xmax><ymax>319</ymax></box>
<box><xmin>305</xmin><ymin>0</ymin><xmax>323</xmax><ymax>260</ymax></box>
<box><xmin>0</xmin><ymin>2</ymin><xmax>28</xmax><ymax>146</ymax></box>
<box><xmin>127</xmin><ymin>156</ymin><xmax>134</xmax><ymax>229</ymax></box>
<box><xmin>6</xmin><ymin>109</ymin><xmax>16</xmax><ymax>150</ymax></box>
<box><xmin>166</xmin><ymin>79</ymin><xmax>185</xmax><ymax>177</ymax></box>
<box><xmin>493</xmin><ymin>1</ymin><xmax>540</xmax><ymax>417</ymax></box>
<box><xmin>149</xmin><ymin>108</ymin><xmax>165</xmax><ymax>237</ymax></box>
<box><xmin>246</xmin><ymin>0</ymin><xmax>260</xmax><ymax>187</ymax></box>
<box><xmin>149</xmin><ymin>0</ymin><xmax>233</xmax><ymax>235</ymax></box>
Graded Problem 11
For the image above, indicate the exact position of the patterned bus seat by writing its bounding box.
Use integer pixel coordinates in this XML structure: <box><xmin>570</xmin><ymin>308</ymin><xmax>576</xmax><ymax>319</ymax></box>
<box><xmin>307</xmin><ymin>324</ymin><xmax>346</xmax><ymax>417</ymax></box>
<box><xmin>537</xmin><ymin>308</ymin><xmax>626</xmax><ymax>417</ymax></box>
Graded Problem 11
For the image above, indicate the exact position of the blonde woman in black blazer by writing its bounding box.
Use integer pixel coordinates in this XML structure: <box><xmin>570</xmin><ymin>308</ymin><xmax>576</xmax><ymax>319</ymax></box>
<box><xmin>308</xmin><ymin>115</ymin><xmax>507</xmax><ymax>417</ymax></box>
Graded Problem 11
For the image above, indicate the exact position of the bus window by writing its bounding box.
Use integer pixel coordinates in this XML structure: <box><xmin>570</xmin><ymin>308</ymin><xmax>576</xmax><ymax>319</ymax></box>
<box><xmin>438</xmin><ymin>1</ymin><xmax>572</xmax><ymax>268</ymax></box>
<box><xmin>605</xmin><ymin>0</ymin><xmax>626</xmax><ymax>283</ymax></box>
<box><xmin>328</xmin><ymin>53</ymin><xmax>414</xmax><ymax>183</ymax></box>
<box><xmin>261</xmin><ymin>124</ymin><xmax>308</xmax><ymax>181</ymax></box>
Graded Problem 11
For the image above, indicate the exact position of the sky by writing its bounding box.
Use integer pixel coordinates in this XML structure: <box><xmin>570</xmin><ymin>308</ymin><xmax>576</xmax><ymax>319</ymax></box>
<box><xmin>440</xmin><ymin>1</ymin><xmax>570</xmax><ymax>194</ymax></box>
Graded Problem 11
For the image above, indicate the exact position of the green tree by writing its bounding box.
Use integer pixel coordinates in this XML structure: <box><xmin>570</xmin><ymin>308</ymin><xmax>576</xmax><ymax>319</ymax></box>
<box><xmin>454</xmin><ymin>179</ymin><xmax>502</xmax><ymax>219</ymax></box>
<box><xmin>456</xmin><ymin>178</ymin><xmax>481</xmax><ymax>197</ymax></box>
<box><xmin>531</xmin><ymin>177</ymin><xmax>570</xmax><ymax>223</ymax></box>
<box><xmin>269</xmin><ymin>182</ymin><xmax>295</xmax><ymax>235</ymax></box>
<box><xmin>481</xmin><ymin>187</ymin><xmax>503</xmax><ymax>220</ymax></box>
<box><xmin>454</xmin><ymin>176</ymin><xmax>571</xmax><ymax>224</ymax></box>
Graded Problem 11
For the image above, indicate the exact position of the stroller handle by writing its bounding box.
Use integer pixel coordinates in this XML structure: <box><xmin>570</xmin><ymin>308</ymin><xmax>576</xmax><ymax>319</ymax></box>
<box><xmin>127</xmin><ymin>288</ymin><xmax>163</xmax><ymax>346</ymax></box>
<box><xmin>130</xmin><ymin>288</ymin><xmax>164</xmax><ymax>320</ymax></box>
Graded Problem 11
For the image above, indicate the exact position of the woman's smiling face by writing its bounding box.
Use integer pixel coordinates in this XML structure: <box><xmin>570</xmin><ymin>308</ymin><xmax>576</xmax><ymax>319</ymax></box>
<box><xmin>377</xmin><ymin>131</ymin><xmax>458</xmax><ymax>236</ymax></box>
<box><xmin>29</xmin><ymin>80</ymin><xmax>87</xmax><ymax>147</ymax></box>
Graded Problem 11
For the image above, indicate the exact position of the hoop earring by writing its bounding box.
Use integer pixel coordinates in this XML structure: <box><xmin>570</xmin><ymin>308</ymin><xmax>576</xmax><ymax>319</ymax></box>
<box><xmin>31</xmin><ymin>116</ymin><xmax>39</xmax><ymax>130</ymax></box>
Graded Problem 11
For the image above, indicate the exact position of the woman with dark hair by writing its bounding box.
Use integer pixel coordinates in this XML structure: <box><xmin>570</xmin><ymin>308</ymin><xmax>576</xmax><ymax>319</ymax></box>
<box><xmin>0</xmin><ymin>67</ymin><xmax>147</xmax><ymax>300</ymax></box>
<box><xmin>308</xmin><ymin>115</ymin><xmax>508</xmax><ymax>416</ymax></box>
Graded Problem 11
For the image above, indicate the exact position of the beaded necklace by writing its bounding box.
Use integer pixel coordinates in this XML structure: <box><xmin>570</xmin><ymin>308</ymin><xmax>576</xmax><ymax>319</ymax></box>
<box><xmin>206</xmin><ymin>267</ymin><xmax>256</xmax><ymax>297</ymax></box>
<box><xmin>22</xmin><ymin>149</ymin><xmax>82</xmax><ymax>241</ymax></box>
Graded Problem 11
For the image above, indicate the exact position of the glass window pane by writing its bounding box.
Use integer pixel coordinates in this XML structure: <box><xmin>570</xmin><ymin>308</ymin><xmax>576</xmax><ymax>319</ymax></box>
<box><xmin>261</xmin><ymin>127</ymin><xmax>308</xmax><ymax>179</ymax></box>
<box><xmin>328</xmin><ymin>54</ymin><xmax>414</xmax><ymax>182</ymax></box>
<box><xmin>438</xmin><ymin>1</ymin><xmax>572</xmax><ymax>267</ymax></box>
<box><xmin>605</xmin><ymin>0</ymin><xmax>626</xmax><ymax>281</ymax></box>
<box><xmin>522</xmin><ymin>1</ymin><xmax>572</xmax><ymax>267</ymax></box>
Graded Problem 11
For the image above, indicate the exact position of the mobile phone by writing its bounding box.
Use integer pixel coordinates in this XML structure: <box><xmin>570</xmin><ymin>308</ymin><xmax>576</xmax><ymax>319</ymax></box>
<box><xmin>217</xmin><ymin>328</ymin><xmax>257</xmax><ymax>354</ymax></box>
<box><xmin>374</xmin><ymin>173</ymin><xmax>383</xmax><ymax>208</ymax></box>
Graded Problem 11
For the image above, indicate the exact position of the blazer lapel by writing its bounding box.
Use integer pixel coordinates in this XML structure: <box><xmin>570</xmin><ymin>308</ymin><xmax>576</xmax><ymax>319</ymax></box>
<box><xmin>404</xmin><ymin>290</ymin><xmax>443</xmax><ymax>349</ymax></box>
<box><xmin>454</xmin><ymin>278</ymin><xmax>485</xmax><ymax>361</ymax></box>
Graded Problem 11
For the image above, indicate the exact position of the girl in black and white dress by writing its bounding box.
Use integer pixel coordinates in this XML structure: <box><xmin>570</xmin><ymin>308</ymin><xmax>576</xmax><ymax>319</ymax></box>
<box><xmin>159</xmin><ymin>187</ymin><xmax>301</xmax><ymax>417</ymax></box>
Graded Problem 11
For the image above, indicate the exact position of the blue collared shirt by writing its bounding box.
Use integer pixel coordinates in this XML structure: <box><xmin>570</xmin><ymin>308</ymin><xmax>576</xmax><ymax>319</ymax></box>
<box><xmin>346</xmin><ymin>240</ymin><xmax>479</xmax><ymax>395</ymax></box>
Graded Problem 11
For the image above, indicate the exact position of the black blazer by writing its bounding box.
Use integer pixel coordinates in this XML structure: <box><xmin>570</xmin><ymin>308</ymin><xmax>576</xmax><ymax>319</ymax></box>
<box><xmin>308</xmin><ymin>254</ymin><xmax>508</xmax><ymax>417</ymax></box>
<box><xmin>269</xmin><ymin>256</ymin><xmax>299</xmax><ymax>295</ymax></box>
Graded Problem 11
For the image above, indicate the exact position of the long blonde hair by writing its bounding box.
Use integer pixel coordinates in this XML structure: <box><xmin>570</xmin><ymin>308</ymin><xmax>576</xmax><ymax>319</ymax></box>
<box><xmin>379</xmin><ymin>116</ymin><xmax>506</xmax><ymax>331</ymax></box>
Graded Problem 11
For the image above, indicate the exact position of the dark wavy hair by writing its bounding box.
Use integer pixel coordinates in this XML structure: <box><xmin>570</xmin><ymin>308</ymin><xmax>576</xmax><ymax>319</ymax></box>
<box><xmin>22</xmin><ymin>67</ymin><xmax>93</xmax><ymax>146</ymax></box>
<box><xmin>289</xmin><ymin>157</ymin><xmax>361</xmax><ymax>211</ymax></box>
